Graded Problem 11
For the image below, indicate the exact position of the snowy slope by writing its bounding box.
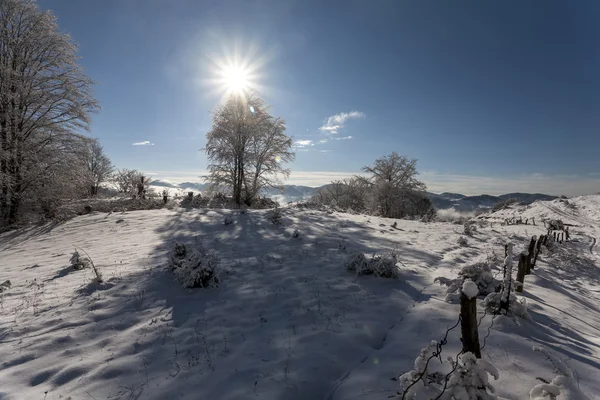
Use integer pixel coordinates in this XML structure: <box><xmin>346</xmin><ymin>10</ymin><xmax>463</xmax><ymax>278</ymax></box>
<box><xmin>1</xmin><ymin>197</ymin><xmax>600</xmax><ymax>399</ymax></box>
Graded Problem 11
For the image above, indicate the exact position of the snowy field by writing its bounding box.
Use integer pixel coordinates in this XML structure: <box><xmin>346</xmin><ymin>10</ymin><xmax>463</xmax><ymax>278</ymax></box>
<box><xmin>1</xmin><ymin>196</ymin><xmax>600</xmax><ymax>399</ymax></box>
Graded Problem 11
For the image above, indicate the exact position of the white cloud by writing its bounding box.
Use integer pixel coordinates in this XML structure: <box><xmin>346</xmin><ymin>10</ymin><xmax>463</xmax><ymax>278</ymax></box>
<box><xmin>319</xmin><ymin>111</ymin><xmax>364</xmax><ymax>134</ymax></box>
<box><xmin>294</xmin><ymin>139</ymin><xmax>314</xmax><ymax>148</ymax></box>
<box><xmin>334</xmin><ymin>135</ymin><xmax>353</xmax><ymax>140</ymax></box>
<box><xmin>133</xmin><ymin>140</ymin><xmax>155</xmax><ymax>146</ymax></box>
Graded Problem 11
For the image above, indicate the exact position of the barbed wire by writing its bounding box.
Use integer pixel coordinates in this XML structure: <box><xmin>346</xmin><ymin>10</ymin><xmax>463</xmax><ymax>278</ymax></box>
<box><xmin>397</xmin><ymin>315</ymin><xmax>462</xmax><ymax>399</ymax></box>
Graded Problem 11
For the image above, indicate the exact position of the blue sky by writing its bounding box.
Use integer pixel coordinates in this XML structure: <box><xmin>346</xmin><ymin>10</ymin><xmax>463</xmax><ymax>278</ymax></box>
<box><xmin>39</xmin><ymin>0</ymin><xmax>600</xmax><ymax>195</ymax></box>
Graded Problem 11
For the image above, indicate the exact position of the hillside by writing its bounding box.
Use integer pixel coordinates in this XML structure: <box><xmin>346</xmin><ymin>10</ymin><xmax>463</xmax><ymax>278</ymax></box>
<box><xmin>1</xmin><ymin>196</ymin><xmax>599</xmax><ymax>399</ymax></box>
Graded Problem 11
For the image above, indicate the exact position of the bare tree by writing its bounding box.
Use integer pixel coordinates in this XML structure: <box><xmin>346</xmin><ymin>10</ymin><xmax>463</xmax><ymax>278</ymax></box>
<box><xmin>113</xmin><ymin>169</ymin><xmax>151</xmax><ymax>197</ymax></box>
<box><xmin>362</xmin><ymin>152</ymin><xmax>428</xmax><ymax>218</ymax></box>
<box><xmin>204</xmin><ymin>92</ymin><xmax>294</xmax><ymax>206</ymax></box>
<box><xmin>85</xmin><ymin>138</ymin><xmax>113</xmax><ymax>196</ymax></box>
<box><xmin>0</xmin><ymin>0</ymin><xmax>99</xmax><ymax>225</ymax></box>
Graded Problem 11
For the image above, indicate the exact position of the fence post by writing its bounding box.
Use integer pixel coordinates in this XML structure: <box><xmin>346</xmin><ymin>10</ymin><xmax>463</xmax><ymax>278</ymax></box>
<box><xmin>460</xmin><ymin>292</ymin><xmax>482</xmax><ymax>358</ymax></box>
<box><xmin>532</xmin><ymin>236</ymin><xmax>543</xmax><ymax>269</ymax></box>
<box><xmin>526</xmin><ymin>237</ymin><xmax>536</xmax><ymax>274</ymax></box>
<box><xmin>516</xmin><ymin>252</ymin><xmax>528</xmax><ymax>293</ymax></box>
<box><xmin>500</xmin><ymin>243</ymin><xmax>513</xmax><ymax>313</ymax></box>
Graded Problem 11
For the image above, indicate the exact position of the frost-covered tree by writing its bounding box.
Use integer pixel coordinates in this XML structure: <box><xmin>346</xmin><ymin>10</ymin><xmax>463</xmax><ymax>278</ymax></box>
<box><xmin>0</xmin><ymin>0</ymin><xmax>99</xmax><ymax>225</ymax></box>
<box><xmin>84</xmin><ymin>138</ymin><xmax>113</xmax><ymax>196</ymax></box>
<box><xmin>362</xmin><ymin>152</ymin><xmax>428</xmax><ymax>218</ymax></box>
<box><xmin>113</xmin><ymin>169</ymin><xmax>151</xmax><ymax>197</ymax></box>
<box><xmin>204</xmin><ymin>92</ymin><xmax>294</xmax><ymax>206</ymax></box>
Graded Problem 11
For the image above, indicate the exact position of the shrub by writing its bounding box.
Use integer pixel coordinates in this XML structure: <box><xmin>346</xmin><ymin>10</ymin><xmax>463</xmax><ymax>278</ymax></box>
<box><xmin>292</xmin><ymin>228</ymin><xmax>300</xmax><ymax>238</ymax></box>
<box><xmin>399</xmin><ymin>345</ymin><xmax>499</xmax><ymax>400</ymax></box>
<box><xmin>457</xmin><ymin>236</ymin><xmax>468</xmax><ymax>247</ymax></box>
<box><xmin>481</xmin><ymin>291</ymin><xmax>528</xmax><ymax>319</ymax></box>
<box><xmin>268</xmin><ymin>204</ymin><xmax>282</xmax><ymax>225</ymax></box>
<box><xmin>463</xmin><ymin>221</ymin><xmax>477</xmax><ymax>236</ymax></box>
<box><xmin>345</xmin><ymin>251</ymin><xmax>400</xmax><ymax>278</ymax></box>
<box><xmin>435</xmin><ymin>261</ymin><xmax>501</xmax><ymax>303</ymax></box>
<box><xmin>169</xmin><ymin>242</ymin><xmax>220</xmax><ymax>288</ymax></box>
<box><xmin>70</xmin><ymin>250</ymin><xmax>91</xmax><ymax>270</ymax></box>
<box><xmin>224</xmin><ymin>216</ymin><xmax>233</xmax><ymax>225</ymax></box>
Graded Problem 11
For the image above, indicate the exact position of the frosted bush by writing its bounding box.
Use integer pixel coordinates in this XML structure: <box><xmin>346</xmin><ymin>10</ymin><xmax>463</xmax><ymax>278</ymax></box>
<box><xmin>399</xmin><ymin>346</ymin><xmax>499</xmax><ymax>400</ymax></box>
<box><xmin>481</xmin><ymin>291</ymin><xmax>528</xmax><ymax>319</ymax></box>
<box><xmin>269</xmin><ymin>205</ymin><xmax>282</xmax><ymax>225</ymax></box>
<box><xmin>441</xmin><ymin>352</ymin><xmax>498</xmax><ymax>400</ymax></box>
<box><xmin>457</xmin><ymin>236</ymin><xmax>468</xmax><ymax>247</ymax></box>
<box><xmin>345</xmin><ymin>252</ymin><xmax>368</xmax><ymax>274</ymax></box>
<box><xmin>435</xmin><ymin>261</ymin><xmax>501</xmax><ymax>303</ymax></box>
<box><xmin>345</xmin><ymin>251</ymin><xmax>400</xmax><ymax>278</ymax></box>
<box><xmin>70</xmin><ymin>250</ymin><xmax>91</xmax><ymax>270</ymax></box>
<box><xmin>169</xmin><ymin>242</ymin><xmax>220</xmax><ymax>289</ymax></box>
<box><xmin>464</xmin><ymin>221</ymin><xmax>477</xmax><ymax>236</ymax></box>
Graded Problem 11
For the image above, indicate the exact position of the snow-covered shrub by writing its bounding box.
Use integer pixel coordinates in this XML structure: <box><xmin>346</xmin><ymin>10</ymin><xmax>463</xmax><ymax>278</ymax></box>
<box><xmin>464</xmin><ymin>221</ymin><xmax>477</xmax><ymax>236</ymax></box>
<box><xmin>529</xmin><ymin>347</ymin><xmax>591</xmax><ymax>400</ymax></box>
<box><xmin>0</xmin><ymin>280</ymin><xmax>12</xmax><ymax>293</ymax></box>
<box><xmin>268</xmin><ymin>204</ymin><xmax>282</xmax><ymax>225</ymax></box>
<box><xmin>224</xmin><ymin>216</ymin><xmax>233</xmax><ymax>225</ymax></box>
<box><xmin>457</xmin><ymin>236</ymin><xmax>469</xmax><ymax>247</ymax></box>
<box><xmin>481</xmin><ymin>291</ymin><xmax>528</xmax><ymax>319</ymax></box>
<box><xmin>399</xmin><ymin>345</ymin><xmax>499</xmax><ymax>400</ymax></box>
<box><xmin>292</xmin><ymin>228</ymin><xmax>300</xmax><ymax>238</ymax></box>
<box><xmin>70</xmin><ymin>250</ymin><xmax>91</xmax><ymax>270</ymax></box>
<box><xmin>435</xmin><ymin>261</ymin><xmax>500</xmax><ymax>303</ymax></box>
<box><xmin>345</xmin><ymin>251</ymin><xmax>400</xmax><ymax>278</ymax></box>
<box><xmin>442</xmin><ymin>352</ymin><xmax>499</xmax><ymax>400</ymax></box>
<box><xmin>345</xmin><ymin>252</ymin><xmax>368</xmax><ymax>274</ymax></box>
<box><xmin>369</xmin><ymin>252</ymin><xmax>400</xmax><ymax>278</ymax></box>
<box><xmin>169</xmin><ymin>242</ymin><xmax>220</xmax><ymax>288</ymax></box>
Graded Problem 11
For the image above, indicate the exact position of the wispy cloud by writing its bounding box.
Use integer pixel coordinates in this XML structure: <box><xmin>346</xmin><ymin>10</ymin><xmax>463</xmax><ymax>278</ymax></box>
<box><xmin>294</xmin><ymin>139</ymin><xmax>314</xmax><ymax>148</ymax></box>
<box><xmin>133</xmin><ymin>140</ymin><xmax>155</xmax><ymax>146</ymax></box>
<box><xmin>319</xmin><ymin>111</ymin><xmax>364</xmax><ymax>134</ymax></box>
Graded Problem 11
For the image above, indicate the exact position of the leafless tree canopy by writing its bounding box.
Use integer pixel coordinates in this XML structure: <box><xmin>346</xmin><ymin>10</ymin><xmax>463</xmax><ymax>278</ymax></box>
<box><xmin>85</xmin><ymin>138</ymin><xmax>113</xmax><ymax>196</ymax></box>
<box><xmin>113</xmin><ymin>169</ymin><xmax>151</xmax><ymax>197</ymax></box>
<box><xmin>204</xmin><ymin>92</ymin><xmax>294</xmax><ymax>206</ymax></box>
<box><xmin>0</xmin><ymin>0</ymin><xmax>99</xmax><ymax>225</ymax></box>
<box><xmin>313</xmin><ymin>152</ymin><xmax>432</xmax><ymax>218</ymax></box>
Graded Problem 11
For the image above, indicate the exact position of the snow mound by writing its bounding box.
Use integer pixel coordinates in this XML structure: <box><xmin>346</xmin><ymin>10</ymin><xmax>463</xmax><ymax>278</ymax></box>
<box><xmin>462</xmin><ymin>279</ymin><xmax>479</xmax><ymax>299</ymax></box>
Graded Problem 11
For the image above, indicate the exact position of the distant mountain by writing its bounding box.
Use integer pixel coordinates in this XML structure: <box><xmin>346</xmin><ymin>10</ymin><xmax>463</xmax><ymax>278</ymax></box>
<box><xmin>179</xmin><ymin>182</ymin><xmax>207</xmax><ymax>191</ymax></box>
<box><xmin>427</xmin><ymin>192</ymin><xmax>557</xmax><ymax>212</ymax></box>
<box><xmin>498</xmin><ymin>193</ymin><xmax>557</xmax><ymax>203</ymax></box>
<box><xmin>150</xmin><ymin>180</ymin><xmax>179</xmax><ymax>188</ymax></box>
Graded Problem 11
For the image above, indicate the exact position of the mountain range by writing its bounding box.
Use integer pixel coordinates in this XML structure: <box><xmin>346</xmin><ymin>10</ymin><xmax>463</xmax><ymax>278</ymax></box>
<box><xmin>150</xmin><ymin>180</ymin><xmax>557</xmax><ymax>211</ymax></box>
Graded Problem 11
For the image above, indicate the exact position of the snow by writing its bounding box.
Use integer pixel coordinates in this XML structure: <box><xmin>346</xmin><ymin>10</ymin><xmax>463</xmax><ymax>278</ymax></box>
<box><xmin>462</xmin><ymin>279</ymin><xmax>479</xmax><ymax>299</ymax></box>
<box><xmin>1</xmin><ymin>195</ymin><xmax>600</xmax><ymax>399</ymax></box>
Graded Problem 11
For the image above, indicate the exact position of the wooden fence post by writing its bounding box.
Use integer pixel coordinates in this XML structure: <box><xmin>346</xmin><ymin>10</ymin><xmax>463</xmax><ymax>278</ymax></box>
<box><xmin>553</xmin><ymin>232</ymin><xmax>557</xmax><ymax>241</ymax></box>
<box><xmin>526</xmin><ymin>237</ymin><xmax>536</xmax><ymax>274</ymax></box>
<box><xmin>532</xmin><ymin>236</ymin><xmax>543</xmax><ymax>269</ymax></box>
<box><xmin>516</xmin><ymin>252</ymin><xmax>528</xmax><ymax>293</ymax></box>
<box><xmin>460</xmin><ymin>292</ymin><xmax>482</xmax><ymax>358</ymax></box>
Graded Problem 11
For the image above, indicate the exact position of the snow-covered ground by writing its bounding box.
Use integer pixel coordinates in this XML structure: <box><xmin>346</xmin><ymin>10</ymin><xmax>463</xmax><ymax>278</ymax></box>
<box><xmin>1</xmin><ymin>196</ymin><xmax>599</xmax><ymax>399</ymax></box>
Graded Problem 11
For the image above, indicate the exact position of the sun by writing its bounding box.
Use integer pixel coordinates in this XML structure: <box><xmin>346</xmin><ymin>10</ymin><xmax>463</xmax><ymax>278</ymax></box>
<box><xmin>220</xmin><ymin>64</ymin><xmax>251</xmax><ymax>95</ymax></box>
<box><xmin>203</xmin><ymin>40</ymin><xmax>273</xmax><ymax>102</ymax></box>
